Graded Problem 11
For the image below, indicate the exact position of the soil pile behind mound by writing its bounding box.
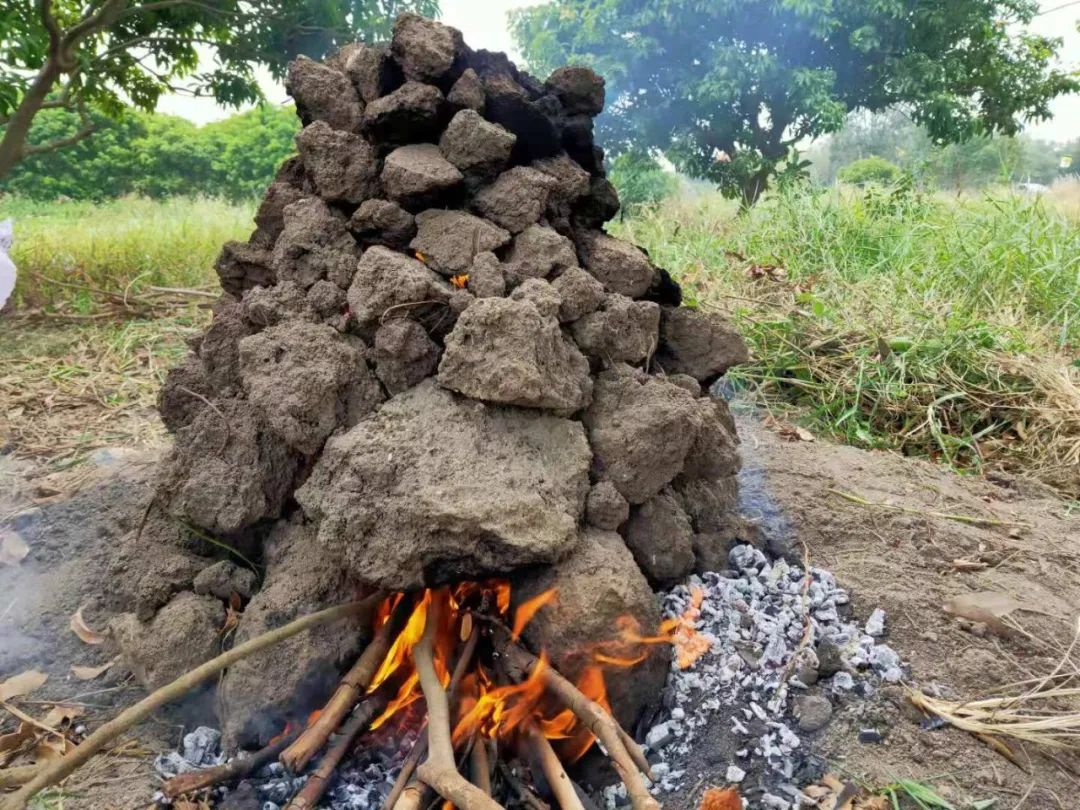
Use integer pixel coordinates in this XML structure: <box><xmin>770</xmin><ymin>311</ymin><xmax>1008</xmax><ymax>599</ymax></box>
<box><xmin>126</xmin><ymin>12</ymin><xmax>753</xmax><ymax>745</ymax></box>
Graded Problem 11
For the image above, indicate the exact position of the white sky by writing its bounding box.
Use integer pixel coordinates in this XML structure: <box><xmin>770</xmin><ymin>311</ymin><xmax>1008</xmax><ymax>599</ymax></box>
<box><xmin>157</xmin><ymin>0</ymin><xmax>1080</xmax><ymax>143</ymax></box>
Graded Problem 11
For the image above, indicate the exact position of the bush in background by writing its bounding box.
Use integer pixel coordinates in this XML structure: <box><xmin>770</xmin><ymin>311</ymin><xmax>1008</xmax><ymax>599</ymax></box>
<box><xmin>837</xmin><ymin>156</ymin><xmax>903</xmax><ymax>187</ymax></box>
<box><xmin>608</xmin><ymin>150</ymin><xmax>679</xmax><ymax>212</ymax></box>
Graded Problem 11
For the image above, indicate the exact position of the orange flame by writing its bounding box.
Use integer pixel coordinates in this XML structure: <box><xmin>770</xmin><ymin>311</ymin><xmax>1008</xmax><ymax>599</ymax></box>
<box><xmin>511</xmin><ymin>589</ymin><xmax>557</xmax><ymax>641</ymax></box>
<box><xmin>268</xmin><ymin>721</ymin><xmax>294</xmax><ymax>746</ymax></box>
<box><xmin>353</xmin><ymin>578</ymin><xmax>696</xmax><ymax>758</ymax></box>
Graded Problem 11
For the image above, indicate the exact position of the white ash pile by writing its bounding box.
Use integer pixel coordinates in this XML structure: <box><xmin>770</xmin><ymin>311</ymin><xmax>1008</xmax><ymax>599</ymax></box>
<box><xmin>110</xmin><ymin>8</ymin><xmax>753</xmax><ymax>770</ymax></box>
<box><xmin>620</xmin><ymin>544</ymin><xmax>904</xmax><ymax>810</ymax></box>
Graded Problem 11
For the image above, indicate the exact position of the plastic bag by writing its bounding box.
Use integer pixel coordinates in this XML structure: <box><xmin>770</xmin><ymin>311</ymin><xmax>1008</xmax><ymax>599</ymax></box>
<box><xmin>0</xmin><ymin>219</ymin><xmax>15</xmax><ymax>310</ymax></box>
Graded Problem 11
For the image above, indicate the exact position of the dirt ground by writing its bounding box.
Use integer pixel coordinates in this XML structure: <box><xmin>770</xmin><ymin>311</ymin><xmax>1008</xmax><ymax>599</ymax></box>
<box><xmin>1</xmin><ymin>411</ymin><xmax>1078</xmax><ymax>808</ymax></box>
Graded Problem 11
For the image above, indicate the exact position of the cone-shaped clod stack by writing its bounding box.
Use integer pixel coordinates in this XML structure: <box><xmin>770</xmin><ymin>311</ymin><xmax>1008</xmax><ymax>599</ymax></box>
<box><xmin>134</xmin><ymin>13</ymin><xmax>753</xmax><ymax>747</ymax></box>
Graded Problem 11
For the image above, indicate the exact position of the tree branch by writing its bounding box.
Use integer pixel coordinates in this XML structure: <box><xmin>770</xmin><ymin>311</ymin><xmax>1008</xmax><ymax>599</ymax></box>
<box><xmin>39</xmin><ymin>0</ymin><xmax>63</xmax><ymax>56</ymax></box>
<box><xmin>23</xmin><ymin>101</ymin><xmax>95</xmax><ymax>156</ymax></box>
<box><xmin>63</xmin><ymin>0</ymin><xmax>129</xmax><ymax>50</ymax></box>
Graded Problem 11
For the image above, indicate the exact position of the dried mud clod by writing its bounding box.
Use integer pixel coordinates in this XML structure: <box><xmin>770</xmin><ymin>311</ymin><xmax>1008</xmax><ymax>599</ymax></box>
<box><xmin>147</xmin><ymin>12</ymin><xmax>752</xmax><ymax>736</ymax></box>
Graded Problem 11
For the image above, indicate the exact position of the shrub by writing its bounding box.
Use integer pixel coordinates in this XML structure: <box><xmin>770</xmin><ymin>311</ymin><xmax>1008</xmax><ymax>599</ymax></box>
<box><xmin>837</xmin><ymin>156</ymin><xmax>903</xmax><ymax>187</ymax></box>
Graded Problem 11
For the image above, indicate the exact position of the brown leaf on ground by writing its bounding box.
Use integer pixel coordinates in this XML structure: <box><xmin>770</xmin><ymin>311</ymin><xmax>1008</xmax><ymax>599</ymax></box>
<box><xmin>0</xmin><ymin>670</ymin><xmax>47</xmax><ymax>701</ymax></box>
<box><xmin>762</xmin><ymin>416</ymin><xmax>815</xmax><ymax>442</ymax></box>
<box><xmin>33</xmin><ymin>736</ymin><xmax>71</xmax><ymax>761</ymax></box>
<box><xmin>698</xmin><ymin>786</ymin><xmax>741</xmax><ymax>810</ymax></box>
<box><xmin>42</xmin><ymin>704</ymin><xmax>85</xmax><ymax>728</ymax></box>
<box><xmin>0</xmin><ymin>530</ymin><xmax>29</xmax><ymax>566</ymax></box>
<box><xmin>70</xmin><ymin>605</ymin><xmax>106</xmax><ymax>645</ymax></box>
<box><xmin>942</xmin><ymin>591</ymin><xmax>1023</xmax><ymax>637</ymax></box>
<box><xmin>70</xmin><ymin>658</ymin><xmax>117</xmax><ymax>681</ymax></box>
<box><xmin>0</xmin><ymin>723</ymin><xmax>36</xmax><ymax>757</ymax></box>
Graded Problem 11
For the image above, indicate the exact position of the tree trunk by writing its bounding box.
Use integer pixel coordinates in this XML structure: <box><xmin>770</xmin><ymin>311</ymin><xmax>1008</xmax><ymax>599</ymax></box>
<box><xmin>738</xmin><ymin>169</ymin><xmax>770</xmax><ymax>211</ymax></box>
<box><xmin>0</xmin><ymin>59</ymin><xmax>62</xmax><ymax>182</ymax></box>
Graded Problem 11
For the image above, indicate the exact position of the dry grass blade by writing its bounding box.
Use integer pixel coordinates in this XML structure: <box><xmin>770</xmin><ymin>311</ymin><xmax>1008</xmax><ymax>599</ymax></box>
<box><xmin>908</xmin><ymin>618</ymin><xmax>1080</xmax><ymax>749</ymax></box>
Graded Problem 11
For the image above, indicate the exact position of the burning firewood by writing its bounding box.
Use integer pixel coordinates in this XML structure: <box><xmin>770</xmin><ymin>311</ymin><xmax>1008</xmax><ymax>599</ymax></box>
<box><xmin>524</xmin><ymin>724</ymin><xmax>584</xmax><ymax>810</ymax></box>
<box><xmin>162</xmin><ymin>726</ymin><xmax>301</xmax><ymax>799</ymax></box>
<box><xmin>412</xmin><ymin>597</ymin><xmax>504</xmax><ymax>810</ymax></box>
<box><xmin>283</xmin><ymin>692</ymin><xmax>389</xmax><ymax>810</ymax></box>
<box><xmin>495</xmin><ymin>628</ymin><xmax>659</xmax><ymax>810</ymax></box>
<box><xmin>281</xmin><ymin>595</ymin><xmax>414</xmax><ymax>772</ymax></box>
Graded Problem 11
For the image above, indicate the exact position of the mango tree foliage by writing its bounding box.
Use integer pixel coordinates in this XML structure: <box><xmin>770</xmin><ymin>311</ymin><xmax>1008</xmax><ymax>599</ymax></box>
<box><xmin>0</xmin><ymin>0</ymin><xmax>438</xmax><ymax>180</ymax></box>
<box><xmin>511</xmin><ymin>0</ymin><xmax>1079</xmax><ymax>206</ymax></box>
<box><xmin>0</xmin><ymin>104</ymin><xmax>298</xmax><ymax>200</ymax></box>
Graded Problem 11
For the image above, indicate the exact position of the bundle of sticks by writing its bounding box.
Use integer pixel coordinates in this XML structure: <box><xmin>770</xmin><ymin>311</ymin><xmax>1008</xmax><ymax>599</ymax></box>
<box><xmin>161</xmin><ymin>594</ymin><xmax>660</xmax><ymax>810</ymax></box>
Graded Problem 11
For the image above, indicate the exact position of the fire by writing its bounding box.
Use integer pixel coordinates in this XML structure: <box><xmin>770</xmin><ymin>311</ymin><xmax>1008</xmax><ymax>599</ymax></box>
<box><xmin>358</xmin><ymin>578</ymin><xmax>692</xmax><ymax>760</ymax></box>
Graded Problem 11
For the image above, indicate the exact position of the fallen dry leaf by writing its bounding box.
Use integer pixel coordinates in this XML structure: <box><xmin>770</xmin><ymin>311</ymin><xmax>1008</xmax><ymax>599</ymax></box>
<box><xmin>0</xmin><ymin>723</ymin><xmax>35</xmax><ymax>757</ymax></box>
<box><xmin>70</xmin><ymin>606</ymin><xmax>106</xmax><ymax>645</ymax></box>
<box><xmin>0</xmin><ymin>531</ymin><xmax>29</xmax><ymax>566</ymax></box>
<box><xmin>698</xmin><ymin>787</ymin><xmax>741</xmax><ymax>810</ymax></box>
<box><xmin>71</xmin><ymin>657</ymin><xmax>117</xmax><ymax>681</ymax></box>
<box><xmin>42</xmin><ymin>704</ymin><xmax>85</xmax><ymax>728</ymax></box>
<box><xmin>0</xmin><ymin>670</ymin><xmax>48</xmax><ymax>701</ymax></box>
<box><xmin>33</xmin><ymin>736</ymin><xmax>71</xmax><ymax>761</ymax></box>
<box><xmin>762</xmin><ymin>416</ymin><xmax>815</xmax><ymax>442</ymax></box>
<box><xmin>943</xmin><ymin>591</ymin><xmax>1023</xmax><ymax>637</ymax></box>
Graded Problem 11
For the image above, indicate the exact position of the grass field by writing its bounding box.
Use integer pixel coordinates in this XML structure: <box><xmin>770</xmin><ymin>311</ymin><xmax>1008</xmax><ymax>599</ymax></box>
<box><xmin>615</xmin><ymin>183</ymin><xmax>1080</xmax><ymax>495</ymax></box>
<box><xmin>2</xmin><ymin>185</ymin><xmax>1078</xmax><ymax>494</ymax></box>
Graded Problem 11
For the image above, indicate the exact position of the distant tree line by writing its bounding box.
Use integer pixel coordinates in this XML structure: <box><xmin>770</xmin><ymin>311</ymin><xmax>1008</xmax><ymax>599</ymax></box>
<box><xmin>807</xmin><ymin>109</ymin><xmax>1080</xmax><ymax>190</ymax></box>
<box><xmin>0</xmin><ymin>104</ymin><xmax>298</xmax><ymax>201</ymax></box>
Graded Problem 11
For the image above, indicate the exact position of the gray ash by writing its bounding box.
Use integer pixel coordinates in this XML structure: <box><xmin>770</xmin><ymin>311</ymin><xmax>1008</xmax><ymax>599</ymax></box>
<box><xmin>612</xmin><ymin>544</ymin><xmax>904</xmax><ymax>810</ymax></box>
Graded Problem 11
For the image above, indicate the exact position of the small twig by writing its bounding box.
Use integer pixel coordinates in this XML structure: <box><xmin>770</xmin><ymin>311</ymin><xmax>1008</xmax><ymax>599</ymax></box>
<box><xmin>177</xmin><ymin>386</ymin><xmax>231</xmax><ymax>449</ymax></box>
<box><xmin>384</xmin><ymin>619</ymin><xmax>480</xmax><ymax>810</ymax></box>
<box><xmin>828</xmin><ymin>488</ymin><xmax>1029</xmax><ymax>528</ymax></box>
<box><xmin>284</xmin><ymin>693</ymin><xmax>388</xmax><ymax>810</ymax></box>
<box><xmin>282</xmin><ymin>596</ymin><xmax>413</xmax><ymax>772</ymax></box>
<box><xmin>0</xmin><ymin>593</ymin><xmax>386</xmax><ymax>810</ymax></box>
<box><xmin>525</xmin><ymin>725</ymin><xmax>584</xmax><ymax>810</ymax></box>
<box><xmin>499</xmin><ymin>636</ymin><xmax>658</xmax><ymax>810</ymax></box>
<box><xmin>380</xmin><ymin>300</ymin><xmax>446</xmax><ymax>324</ymax></box>
<box><xmin>413</xmin><ymin>598</ymin><xmax>504</xmax><ymax>810</ymax></box>
<box><xmin>146</xmin><ymin>286</ymin><xmax>220</xmax><ymax>299</ymax></box>
<box><xmin>163</xmin><ymin>727</ymin><xmax>300</xmax><ymax>798</ymax></box>
<box><xmin>469</xmin><ymin>735</ymin><xmax>491</xmax><ymax>795</ymax></box>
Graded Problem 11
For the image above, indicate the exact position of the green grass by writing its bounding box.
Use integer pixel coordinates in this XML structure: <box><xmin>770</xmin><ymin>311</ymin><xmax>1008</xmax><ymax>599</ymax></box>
<box><xmin>615</xmin><ymin>185</ymin><xmax>1080</xmax><ymax>495</ymax></box>
<box><xmin>2</xmin><ymin>195</ymin><xmax>252</xmax><ymax>312</ymax></box>
<box><xmin>2</xmin><ymin>190</ymin><xmax>1078</xmax><ymax>494</ymax></box>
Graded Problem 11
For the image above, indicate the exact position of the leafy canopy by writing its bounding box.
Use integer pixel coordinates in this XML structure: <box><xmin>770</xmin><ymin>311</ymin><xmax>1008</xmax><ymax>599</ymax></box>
<box><xmin>0</xmin><ymin>0</ymin><xmax>437</xmax><ymax>177</ymax></box>
<box><xmin>0</xmin><ymin>103</ymin><xmax>299</xmax><ymax>201</ymax></box>
<box><xmin>511</xmin><ymin>0</ymin><xmax>1079</xmax><ymax>205</ymax></box>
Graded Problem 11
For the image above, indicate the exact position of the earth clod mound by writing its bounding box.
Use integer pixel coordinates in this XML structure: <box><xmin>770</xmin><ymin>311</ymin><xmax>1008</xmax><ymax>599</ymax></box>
<box><xmin>138</xmin><ymin>12</ymin><xmax>751</xmax><ymax>744</ymax></box>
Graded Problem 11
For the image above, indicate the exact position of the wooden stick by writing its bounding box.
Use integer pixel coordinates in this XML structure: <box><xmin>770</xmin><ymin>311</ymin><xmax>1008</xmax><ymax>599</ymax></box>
<box><xmin>469</xmin><ymin>734</ymin><xmax>491</xmax><ymax>795</ymax></box>
<box><xmin>283</xmin><ymin>693</ymin><xmax>388</xmax><ymax>810</ymax></box>
<box><xmin>163</xmin><ymin>727</ymin><xmax>301</xmax><ymax>798</ymax></box>
<box><xmin>413</xmin><ymin>599</ymin><xmax>505</xmax><ymax>810</ymax></box>
<box><xmin>385</xmin><ymin>622</ymin><xmax>480</xmax><ymax>810</ymax></box>
<box><xmin>500</xmin><ymin>640</ymin><xmax>659</xmax><ymax>810</ymax></box>
<box><xmin>0</xmin><ymin>593</ymin><xmax>386</xmax><ymax>810</ymax></box>
<box><xmin>525</xmin><ymin>726</ymin><xmax>584</xmax><ymax>810</ymax></box>
<box><xmin>392</xmin><ymin>778</ymin><xmax>425</xmax><ymax>810</ymax></box>
<box><xmin>282</xmin><ymin>596</ymin><xmax>413</xmax><ymax>772</ymax></box>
